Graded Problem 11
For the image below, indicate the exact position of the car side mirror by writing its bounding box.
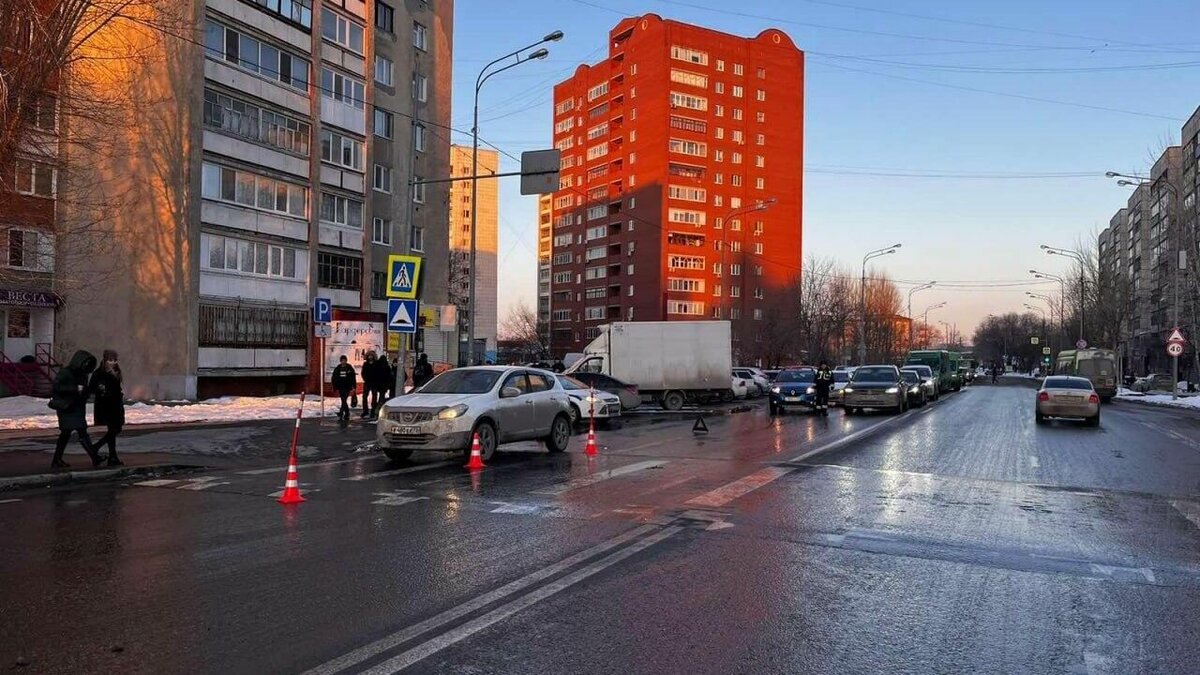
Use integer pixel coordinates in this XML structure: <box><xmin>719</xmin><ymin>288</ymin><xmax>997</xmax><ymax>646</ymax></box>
<box><xmin>500</xmin><ymin>386</ymin><xmax>522</xmax><ymax>399</ymax></box>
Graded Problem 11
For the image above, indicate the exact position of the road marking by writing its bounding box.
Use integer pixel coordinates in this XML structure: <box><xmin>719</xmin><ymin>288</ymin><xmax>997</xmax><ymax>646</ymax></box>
<box><xmin>489</xmin><ymin>503</ymin><xmax>543</xmax><ymax>515</ymax></box>
<box><xmin>1029</xmin><ymin>455</ymin><xmax>1040</xmax><ymax>469</ymax></box>
<box><xmin>788</xmin><ymin>413</ymin><xmax>910</xmax><ymax>464</ymax></box>
<box><xmin>1171</xmin><ymin>500</ymin><xmax>1200</xmax><ymax>530</ymax></box>
<box><xmin>178</xmin><ymin>478</ymin><xmax>231</xmax><ymax>491</ymax></box>
<box><xmin>0</xmin><ymin>498</ymin><xmax>22</xmax><ymax>505</ymax></box>
<box><xmin>301</xmin><ymin>524</ymin><xmax>662</xmax><ymax>675</ymax></box>
<box><xmin>359</xmin><ymin>526</ymin><xmax>683</xmax><ymax>674</ymax></box>
<box><xmin>1088</xmin><ymin>563</ymin><xmax>1156</xmax><ymax>584</ymax></box>
<box><xmin>531</xmin><ymin>460</ymin><xmax>666</xmax><ymax>495</ymax></box>
<box><xmin>134</xmin><ymin>479</ymin><xmax>179</xmax><ymax>487</ymax></box>
<box><xmin>343</xmin><ymin>460</ymin><xmax>457</xmax><ymax>481</ymax></box>
<box><xmin>372</xmin><ymin>491</ymin><xmax>429</xmax><ymax>507</ymax></box>
<box><xmin>685</xmin><ymin>466</ymin><xmax>794</xmax><ymax>508</ymax></box>
<box><xmin>238</xmin><ymin>455</ymin><xmax>385</xmax><ymax>475</ymax></box>
<box><xmin>1166</xmin><ymin>430</ymin><xmax>1200</xmax><ymax>451</ymax></box>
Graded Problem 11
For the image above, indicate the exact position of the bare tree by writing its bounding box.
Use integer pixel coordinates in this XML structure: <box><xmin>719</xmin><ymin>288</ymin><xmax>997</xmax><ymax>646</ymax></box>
<box><xmin>498</xmin><ymin>299</ymin><xmax>547</xmax><ymax>361</ymax></box>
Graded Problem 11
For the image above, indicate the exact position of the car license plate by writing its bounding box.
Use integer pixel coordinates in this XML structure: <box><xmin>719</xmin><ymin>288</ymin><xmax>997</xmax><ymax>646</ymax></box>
<box><xmin>784</xmin><ymin>396</ymin><xmax>802</xmax><ymax>402</ymax></box>
<box><xmin>397</xmin><ymin>425</ymin><xmax>421</xmax><ymax>435</ymax></box>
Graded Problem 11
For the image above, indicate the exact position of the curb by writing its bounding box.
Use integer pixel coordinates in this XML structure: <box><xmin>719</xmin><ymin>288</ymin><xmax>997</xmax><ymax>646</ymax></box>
<box><xmin>1111</xmin><ymin>396</ymin><xmax>1200</xmax><ymax>413</ymax></box>
<box><xmin>0</xmin><ymin>463</ymin><xmax>206</xmax><ymax>492</ymax></box>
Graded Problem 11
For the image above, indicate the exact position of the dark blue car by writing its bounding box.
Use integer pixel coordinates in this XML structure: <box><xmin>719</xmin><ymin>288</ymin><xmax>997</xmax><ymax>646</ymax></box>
<box><xmin>768</xmin><ymin>367</ymin><xmax>818</xmax><ymax>415</ymax></box>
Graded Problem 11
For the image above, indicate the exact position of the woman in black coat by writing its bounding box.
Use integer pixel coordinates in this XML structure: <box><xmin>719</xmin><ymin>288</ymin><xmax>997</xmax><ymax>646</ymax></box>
<box><xmin>89</xmin><ymin>349</ymin><xmax>125</xmax><ymax>466</ymax></box>
<box><xmin>49</xmin><ymin>350</ymin><xmax>101</xmax><ymax>469</ymax></box>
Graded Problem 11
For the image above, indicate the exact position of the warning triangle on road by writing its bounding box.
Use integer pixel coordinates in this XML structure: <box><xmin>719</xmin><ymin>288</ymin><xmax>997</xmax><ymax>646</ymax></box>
<box><xmin>1168</xmin><ymin>328</ymin><xmax>1186</xmax><ymax>343</ymax></box>
<box><xmin>692</xmin><ymin>415</ymin><xmax>709</xmax><ymax>434</ymax></box>
<box><xmin>390</xmin><ymin>302</ymin><xmax>414</xmax><ymax>328</ymax></box>
<box><xmin>392</xmin><ymin>264</ymin><xmax>412</xmax><ymax>291</ymax></box>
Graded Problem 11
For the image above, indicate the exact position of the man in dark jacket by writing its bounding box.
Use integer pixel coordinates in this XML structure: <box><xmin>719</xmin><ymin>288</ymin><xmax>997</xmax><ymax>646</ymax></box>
<box><xmin>89</xmin><ymin>349</ymin><xmax>125</xmax><ymax>466</ymax></box>
<box><xmin>360</xmin><ymin>351</ymin><xmax>379</xmax><ymax>418</ymax></box>
<box><xmin>412</xmin><ymin>353</ymin><xmax>434</xmax><ymax>389</ymax></box>
<box><xmin>814</xmin><ymin>361</ymin><xmax>834</xmax><ymax>416</ymax></box>
<box><xmin>49</xmin><ymin>350</ymin><xmax>101</xmax><ymax>469</ymax></box>
<box><xmin>331</xmin><ymin>355</ymin><xmax>357</xmax><ymax>422</ymax></box>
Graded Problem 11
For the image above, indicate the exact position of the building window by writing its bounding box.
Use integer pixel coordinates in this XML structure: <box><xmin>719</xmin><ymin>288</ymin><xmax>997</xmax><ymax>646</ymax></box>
<box><xmin>668</xmin><ymin>208</ymin><xmax>705</xmax><ymax>226</ymax></box>
<box><xmin>14</xmin><ymin>159</ymin><xmax>56</xmax><ymax>197</ymax></box>
<box><xmin>585</xmin><ymin>306</ymin><xmax>605</xmax><ymax>320</ymax></box>
<box><xmin>586</xmin><ymin>205</ymin><xmax>607</xmax><ymax>221</ymax></box>
<box><xmin>668</xmin><ymin>138</ymin><xmax>707</xmax><ymax>157</ymax></box>
<box><xmin>755</xmin><ymin>177</ymin><xmax>765</xmax><ymax>189</ymax></box>
<box><xmin>757</xmin><ymin>67</ymin><xmax>766</xmax><ymax>78</ymax></box>
<box><xmin>203</xmin><ymin>89</ymin><xmax>310</xmax><ymax>155</ymax></box>
<box><xmin>370</xmin><ymin>271</ymin><xmax>387</xmax><ymax>299</ymax></box>
<box><xmin>585</xmin><ymin>266</ymin><xmax>607</xmax><ymax>280</ymax></box>
<box><xmin>731</xmin><ymin>263</ymin><xmax>742</xmax><ymax>276</ymax></box>
<box><xmin>586</xmin><ymin>143</ymin><xmax>609</xmax><ymax>160</ymax></box>
<box><xmin>754</xmin><ymin>287</ymin><xmax>764</xmax><ymax>299</ymax></box>
<box><xmin>732</xmin><ymin>175</ymin><xmax>743</xmax><ymax>187</ymax></box>
<box><xmin>756</xmin><ymin>133</ymin><xmax>765</xmax><ymax>146</ymax></box>
<box><xmin>714</xmin><ymin>104</ymin><xmax>724</xmax><ymax>117</ymax></box>
<box><xmin>732</xmin><ymin>130</ymin><xmax>744</xmax><ymax>143</ymax></box>
<box><xmin>413</xmin><ymin>124</ymin><xmax>427</xmax><ymax>153</ymax></box>
<box><xmin>320</xmin><ymin>193</ymin><xmax>363</xmax><ymax>228</ymax></box>
<box><xmin>317</xmin><ymin>252</ymin><xmax>362</xmax><ymax>290</ymax></box>
<box><xmin>373</xmin><ymin>164</ymin><xmax>392</xmax><ymax>193</ymax></box>
<box><xmin>732</xmin><ymin>85</ymin><xmax>744</xmax><ymax>98</ymax></box>
<box><xmin>668</xmin><ymin>185</ymin><xmax>706</xmax><ymax>202</ymax></box>
<box><xmin>668</xmin><ymin>301</ymin><xmax>705</xmax><ymax>316</ymax></box>
<box><xmin>200</xmin><ymin>162</ymin><xmax>307</xmax><ymax>217</ymax></box>
<box><xmin>714</xmin><ymin>82</ymin><xmax>725</xmax><ymax>94</ymax></box>
<box><xmin>715</xmin><ymin>127</ymin><xmax>724</xmax><ymax>140</ymax></box>
<box><xmin>374</xmin><ymin>110</ymin><xmax>394</xmax><ymax>138</ymax></box>
<box><xmin>412</xmin><ymin>21</ymin><xmax>428</xmax><ymax>51</ymax></box>
<box><xmin>31</xmin><ymin>95</ymin><xmax>56</xmax><ymax>132</ymax></box>
<box><xmin>732</xmin><ymin>152</ymin><xmax>743</xmax><ymax>165</ymax></box>
<box><xmin>754</xmin><ymin>155</ymin><xmax>765</xmax><ymax>168</ymax></box>
<box><xmin>321</xmin><ymin>8</ymin><xmax>364</xmax><ymax>54</ymax></box>
<box><xmin>756</xmin><ymin>111</ymin><xmax>765</xmax><ymax>123</ymax></box>
<box><xmin>371</xmin><ymin>217</ymin><xmax>392</xmax><ymax>245</ymax></box>
<box><xmin>714</xmin><ymin>150</ymin><xmax>724</xmax><ymax>163</ymax></box>
<box><xmin>375</xmin><ymin>1</ymin><xmax>394</xmax><ymax>33</ymax></box>
<box><xmin>320</xmin><ymin>129</ymin><xmax>364</xmax><ymax>171</ymax></box>
<box><xmin>245</xmin><ymin>0</ymin><xmax>313</xmax><ymax>28</ymax></box>
<box><xmin>668</xmin><ymin>277</ymin><xmax>704</xmax><ymax>293</ymax></box>
<box><xmin>587</xmin><ymin>82</ymin><xmax>610</xmax><ymax>101</ymax></box>
<box><xmin>732</xmin><ymin>108</ymin><xmax>743</xmax><ymax>121</ymax></box>
<box><xmin>716</xmin><ymin>59</ymin><xmax>725</xmax><ymax>72</ymax></box>
<box><xmin>669</xmin><ymin>91</ymin><xmax>707</xmax><ymax>111</ymax></box>
<box><xmin>7</xmin><ymin>308</ymin><xmax>31</xmax><ymax>339</ymax></box>
<box><xmin>733</xmin><ymin>63</ymin><xmax>744</xmax><ymax>76</ymax></box>
<box><xmin>412</xmin><ymin>72</ymin><xmax>428</xmax><ymax>102</ymax></box>
<box><xmin>670</xmin><ymin>46</ymin><xmax>708</xmax><ymax>65</ymax></box>
<box><xmin>585</xmin><ymin>246</ymin><xmax>606</xmax><ymax>261</ymax></box>
<box><xmin>753</xmin><ymin>308</ymin><xmax>763</xmax><ymax>320</ymax></box>
<box><xmin>4</xmin><ymin>228</ymin><xmax>53</xmax><ymax>272</ymax></box>
<box><xmin>410</xmin><ymin>224</ymin><xmax>424</xmax><ymax>252</ymax></box>
<box><xmin>412</xmin><ymin>178</ymin><xmax>425</xmax><ymax>203</ymax></box>
<box><xmin>202</xmin><ymin>233</ymin><xmax>299</xmax><ymax>279</ymax></box>
<box><xmin>203</xmin><ymin>20</ymin><xmax>309</xmax><ymax>92</ymax></box>
<box><xmin>199</xmin><ymin>304</ymin><xmax>308</xmax><ymax>349</ymax></box>
<box><xmin>754</xmin><ymin>242</ymin><xmax>764</xmax><ymax>255</ymax></box>
<box><xmin>587</xmin><ymin>122</ymin><xmax>609</xmax><ymax>140</ymax></box>
<box><xmin>730</xmin><ymin>286</ymin><xmax>741</xmax><ymax>298</ymax></box>
<box><xmin>755</xmin><ymin>89</ymin><xmax>766</xmax><ymax>102</ymax></box>
<box><xmin>668</xmin><ymin>255</ymin><xmax>705</xmax><ymax>270</ymax></box>
<box><xmin>320</xmin><ymin>67</ymin><xmax>365</xmax><ymax>109</ymax></box>
<box><xmin>374</xmin><ymin>55</ymin><xmax>394</xmax><ymax>86</ymax></box>
<box><xmin>670</xmin><ymin>69</ymin><xmax>708</xmax><ymax>88</ymax></box>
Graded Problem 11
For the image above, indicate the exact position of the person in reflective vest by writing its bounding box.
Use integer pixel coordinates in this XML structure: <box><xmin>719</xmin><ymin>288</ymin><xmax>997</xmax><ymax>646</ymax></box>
<box><xmin>814</xmin><ymin>361</ymin><xmax>834</xmax><ymax>416</ymax></box>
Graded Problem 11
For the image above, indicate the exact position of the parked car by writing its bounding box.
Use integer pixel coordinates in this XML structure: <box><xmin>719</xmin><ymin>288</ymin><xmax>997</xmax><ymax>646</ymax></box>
<box><xmin>843</xmin><ymin>365</ymin><xmax>907</xmax><ymax>415</ymax></box>
<box><xmin>730</xmin><ymin>373</ymin><xmax>750</xmax><ymax>400</ymax></box>
<box><xmin>958</xmin><ymin>366</ymin><xmax>974</xmax><ymax>385</ymax></box>
<box><xmin>1132</xmin><ymin>373</ymin><xmax>1176</xmax><ymax>393</ymax></box>
<box><xmin>768</xmin><ymin>367</ymin><xmax>818</xmax><ymax>415</ymax></box>
<box><xmin>377</xmin><ymin>366</ymin><xmax>573</xmax><ymax>462</ymax></box>
<box><xmin>733</xmin><ymin>367</ymin><xmax>771</xmax><ymax>396</ymax></box>
<box><xmin>556</xmin><ymin>375</ymin><xmax>623</xmax><ymax>425</ymax></box>
<box><xmin>1036</xmin><ymin>376</ymin><xmax>1100</xmax><ymax>427</ymax></box>
<box><xmin>562</xmin><ymin>371</ymin><xmax>642</xmax><ymax>411</ymax></box>
<box><xmin>900</xmin><ymin>369</ymin><xmax>929</xmax><ymax>407</ymax></box>
<box><xmin>763</xmin><ymin>369</ymin><xmax>781</xmax><ymax>382</ymax></box>
<box><xmin>831</xmin><ymin>369</ymin><xmax>853</xmax><ymax>406</ymax></box>
<box><xmin>902</xmin><ymin>365</ymin><xmax>939</xmax><ymax>401</ymax></box>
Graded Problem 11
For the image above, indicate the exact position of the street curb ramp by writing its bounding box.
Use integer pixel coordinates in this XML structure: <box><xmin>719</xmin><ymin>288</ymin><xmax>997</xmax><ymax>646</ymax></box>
<box><xmin>0</xmin><ymin>463</ymin><xmax>206</xmax><ymax>492</ymax></box>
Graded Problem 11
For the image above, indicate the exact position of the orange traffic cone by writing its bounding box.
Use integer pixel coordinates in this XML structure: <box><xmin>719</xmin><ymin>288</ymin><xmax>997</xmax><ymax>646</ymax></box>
<box><xmin>278</xmin><ymin>453</ymin><xmax>305</xmax><ymax>504</ymax></box>
<box><xmin>465</xmin><ymin>433</ymin><xmax>486</xmax><ymax>469</ymax></box>
<box><xmin>584</xmin><ymin>417</ymin><xmax>598</xmax><ymax>456</ymax></box>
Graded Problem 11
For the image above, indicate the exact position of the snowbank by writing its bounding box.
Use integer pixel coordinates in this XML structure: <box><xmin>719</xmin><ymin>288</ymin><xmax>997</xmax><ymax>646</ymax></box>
<box><xmin>1115</xmin><ymin>389</ymin><xmax>1200</xmax><ymax>410</ymax></box>
<box><xmin>0</xmin><ymin>395</ymin><xmax>341</xmax><ymax>431</ymax></box>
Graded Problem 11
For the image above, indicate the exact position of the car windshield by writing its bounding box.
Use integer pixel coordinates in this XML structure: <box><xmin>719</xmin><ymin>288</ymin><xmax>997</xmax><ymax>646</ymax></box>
<box><xmin>1044</xmin><ymin>377</ymin><xmax>1093</xmax><ymax>391</ymax></box>
<box><xmin>776</xmin><ymin>369</ymin><xmax>815</xmax><ymax>383</ymax></box>
<box><xmin>418</xmin><ymin>369</ymin><xmax>502</xmax><ymax>394</ymax></box>
<box><xmin>834</xmin><ymin>372</ymin><xmax>850</xmax><ymax>383</ymax></box>
<box><xmin>556</xmin><ymin>376</ymin><xmax>589</xmax><ymax>391</ymax></box>
<box><xmin>901</xmin><ymin>371</ymin><xmax>921</xmax><ymax>384</ymax></box>
<box><xmin>852</xmin><ymin>367</ymin><xmax>897</xmax><ymax>383</ymax></box>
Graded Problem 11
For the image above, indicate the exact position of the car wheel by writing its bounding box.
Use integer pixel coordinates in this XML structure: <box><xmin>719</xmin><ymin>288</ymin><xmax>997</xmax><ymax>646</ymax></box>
<box><xmin>545</xmin><ymin>414</ymin><xmax>572</xmax><ymax>453</ymax></box>
<box><xmin>1035</xmin><ymin>411</ymin><xmax>1045</xmax><ymax>425</ymax></box>
<box><xmin>383</xmin><ymin>447</ymin><xmax>413</xmax><ymax>462</ymax></box>
<box><xmin>1087</xmin><ymin>412</ymin><xmax>1101</xmax><ymax>428</ymax></box>
<box><xmin>845</xmin><ymin>406</ymin><xmax>855</xmax><ymax>416</ymax></box>
<box><xmin>568</xmin><ymin>404</ymin><xmax>581</xmax><ymax>425</ymax></box>
<box><xmin>662</xmin><ymin>391</ymin><xmax>685</xmax><ymax>411</ymax></box>
<box><xmin>471</xmin><ymin>421</ymin><xmax>498</xmax><ymax>461</ymax></box>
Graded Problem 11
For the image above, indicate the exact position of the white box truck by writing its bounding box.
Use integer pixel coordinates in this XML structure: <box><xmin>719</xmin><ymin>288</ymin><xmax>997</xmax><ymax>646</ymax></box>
<box><xmin>565</xmin><ymin>321</ymin><xmax>732</xmax><ymax>410</ymax></box>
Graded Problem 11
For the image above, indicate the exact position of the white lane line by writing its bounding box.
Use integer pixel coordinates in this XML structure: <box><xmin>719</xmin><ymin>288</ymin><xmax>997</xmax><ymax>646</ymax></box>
<box><xmin>343</xmin><ymin>460</ymin><xmax>457</xmax><ymax>482</ymax></box>
<box><xmin>361</xmin><ymin>526</ymin><xmax>684</xmax><ymax>675</ymax></box>
<box><xmin>178</xmin><ymin>479</ymin><xmax>232</xmax><ymax>491</ymax></box>
<box><xmin>1171</xmin><ymin>500</ymin><xmax>1200</xmax><ymax>530</ymax></box>
<box><xmin>788</xmin><ymin>413</ymin><xmax>909</xmax><ymax>464</ymax></box>
<box><xmin>238</xmin><ymin>455</ymin><xmax>385</xmax><ymax>475</ymax></box>
<box><xmin>0</xmin><ymin>498</ymin><xmax>22</xmax><ymax>505</ymax></box>
<box><xmin>372</xmin><ymin>491</ymin><xmax>429</xmax><ymax>507</ymax></box>
<box><xmin>1029</xmin><ymin>455</ymin><xmax>1040</xmax><ymax>469</ymax></box>
<box><xmin>531</xmin><ymin>460</ymin><xmax>666</xmax><ymax>495</ymax></box>
<box><xmin>685</xmin><ymin>466</ymin><xmax>794</xmax><ymax>508</ymax></box>
<box><xmin>300</xmin><ymin>524</ymin><xmax>661</xmax><ymax>675</ymax></box>
<box><xmin>134</xmin><ymin>479</ymin><xmax>179</xmax><ymax>487</ymax></box>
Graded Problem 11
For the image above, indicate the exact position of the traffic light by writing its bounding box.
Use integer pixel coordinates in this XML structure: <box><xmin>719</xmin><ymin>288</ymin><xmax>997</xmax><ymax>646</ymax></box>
<box><xmin>1042</xmin><ymin>356</ymin><xmax>1051</xmax><ymax>364</ymax></box>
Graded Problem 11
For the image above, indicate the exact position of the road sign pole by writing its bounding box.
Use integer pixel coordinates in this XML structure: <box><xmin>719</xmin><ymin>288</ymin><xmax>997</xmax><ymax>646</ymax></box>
<box><xmin>320</xmin><ymin>336</ymin><xmax>326</xmax><ymax>423</ymax></box>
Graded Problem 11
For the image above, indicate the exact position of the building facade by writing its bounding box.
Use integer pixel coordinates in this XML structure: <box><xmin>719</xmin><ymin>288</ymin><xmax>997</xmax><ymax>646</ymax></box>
<box><xmin>448</xmin><ymin>145</ymin><xmax>498</xmax><ymax>364</ymax></box>
<box><xmin>546</xmin><ymin>14</ymin><xmax>804</xmax><ymax>359</ymax></box>
<box><xmin>536</xmin><ymin>193</ymin><xmax>553</xmax><ymax>353</ymax></box>
<box><xmin>43</xmin><ymin>0</ymin><xmax>453</xmax><ymax>400</ymax></box>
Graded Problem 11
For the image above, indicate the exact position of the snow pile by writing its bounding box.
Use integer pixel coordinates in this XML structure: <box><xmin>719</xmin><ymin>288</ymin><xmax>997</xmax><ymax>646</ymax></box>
<box><xmin>1116</xmin><ymin>389</ymin><xmax>1200</xmax><ymax>410</ymax></box>
<box><xmin>0</xmin><ymin>394</ymin><xmax>342</xmax><ymax>431</ymax></box>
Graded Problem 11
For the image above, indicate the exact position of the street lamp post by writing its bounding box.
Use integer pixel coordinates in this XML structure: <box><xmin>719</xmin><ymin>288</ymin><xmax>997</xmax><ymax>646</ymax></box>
<box><xmin>1109</xmin><ymin>171</ymin><xmax>1182</xmax><ymax>400</ymax></box>
<box><xmin>1041</xmin><ymin>244</ymin><xmax>1087</xmax><ymax>347</ymax></box>
<box><xmin>1025</xmin><ymin>303</ymin><xmax>1047</xmax><ymax>349</ymax></box>
<box><xmin>1030</xmin><ymin>269</ymin><xmax>1066</xmax><ymax>356</ymax></box>
<box><xmin>922</xmin><ymin>301</ymin><xmax>946</xmax><ymax>349</ymax></box>
<box><xmin>859</xmin><ymin>244</ymin><xmax>902</xmax><ymax>365</ymax></box>
<box><xmin>467</xmin><ymin>31</ymin><xmax>562</xmax><ymax>365</ymax></box>
<box><xmin>907</xmin><ymin>282</ymin><xmax>936</xmax><ymax>353</ymax></box>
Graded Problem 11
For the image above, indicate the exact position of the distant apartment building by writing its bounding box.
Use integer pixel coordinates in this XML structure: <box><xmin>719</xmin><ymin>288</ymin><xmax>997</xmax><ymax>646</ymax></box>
<box><xmin>21</xmin><ymin>0</ymin><xmax>455</xmax><ymax>399</ymax></box>
<box><xmin>448</xmin><ymin>145</ymin><xmax>498</xmax><ymax>364</ymax></box>
<box><xmin>536</xmin><ymin>193</ymin><xmax>553</xmax><ymax>352</ymax></box>
<box><xmin>547</xmin><ymin>14</ymin><xmax>804</xmax><ymax>360</ymax></box>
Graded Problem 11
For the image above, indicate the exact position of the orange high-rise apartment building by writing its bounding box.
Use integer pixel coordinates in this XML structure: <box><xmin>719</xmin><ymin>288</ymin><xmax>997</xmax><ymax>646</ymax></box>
<box><xmin>547</xmin><ymin>13</ymin><xmax>803</xmax><ymax>357</ymax></box>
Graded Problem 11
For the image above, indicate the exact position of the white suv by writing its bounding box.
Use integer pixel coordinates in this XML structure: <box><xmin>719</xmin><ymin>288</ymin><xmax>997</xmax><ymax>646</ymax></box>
<box><xmin>377</xmin><ymin>366</ymin><xmax>573</xmax><ymax>462</ymax></box>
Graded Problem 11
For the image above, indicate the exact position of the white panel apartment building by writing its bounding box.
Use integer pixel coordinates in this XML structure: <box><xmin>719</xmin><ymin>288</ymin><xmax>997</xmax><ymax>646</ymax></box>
<box><xmin>52</xmin><ymin>0</ymin><xmax>454</xmax><ymax>399</ymax></box>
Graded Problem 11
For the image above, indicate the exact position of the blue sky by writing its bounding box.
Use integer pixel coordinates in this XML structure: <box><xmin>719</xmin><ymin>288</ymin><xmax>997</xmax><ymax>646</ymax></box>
<box><xmin>448</xmin><ymin>0</ymin><xmax>1200</xmax><ymax>340</ymax></box>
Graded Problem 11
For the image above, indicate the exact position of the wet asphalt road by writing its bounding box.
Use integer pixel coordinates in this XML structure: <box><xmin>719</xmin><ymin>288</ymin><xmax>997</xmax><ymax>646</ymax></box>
<box><xmin>3</xmin><ymin>381</ymin><xmax>1199</xmax><ymax>674</ymax></box>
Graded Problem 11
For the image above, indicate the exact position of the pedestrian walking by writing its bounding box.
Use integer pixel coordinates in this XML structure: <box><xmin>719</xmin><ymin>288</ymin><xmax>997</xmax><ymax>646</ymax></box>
<box><xmin>387</xmin><ymin>357</ymin><xmax>398</xmax><ymax>399</ymax></box>
<box><xmin>331</xmin><ymin>355</ymin><xmax>357</xmax><ymax>423</ymax></box>
<box><xmin>89</xmin><ymin>349</ymin><xmax>125</xmax><ymax>466</ymax></box>
<box><xmin>814</xmin><ymin>361</ymin><xmax>834</xmax><ymax>416</ymax></box>
<box><xmin>47</xmin><ymin>350</ymin><xmax>102</xmax><ymax>469</ymax></box>
<box><xmin>371</xmin><ymin>354</ymin><xmax>391</xmax><ymax>416</ymax></box>
<box><xmin>412</xmin><ymin>353</ymin><xmax>434</xmax><ymax>389</ymax></box>
<box><xmin>360</xmin><ymin>351</ymin><xmax>379</xmax><ymax>419</ymax></box>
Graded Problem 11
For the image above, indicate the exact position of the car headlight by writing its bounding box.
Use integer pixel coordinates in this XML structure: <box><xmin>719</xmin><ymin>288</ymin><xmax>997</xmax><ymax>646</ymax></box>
<box><xmin>843</xmin><ymin>388</ymin><xmax>854</xmax><ymax>394</ymax></box>
<box><xmin>910</xmin><ymin>386</ymin><xmax>921</xmax><ymax>393</ymax></box>
<box><xmin>437</xmin><ymin>404</ymin><xmax>469</xmax><ymax>420</ymax></box>
<box><xmin>885</xmin><ymin>387</ymin><xmax>899</xmax><ymax>394</ymax></box>
<box><xmin>585</xmin><ymin>395</ymin><xmax>598</xmax><ymax>403</ymax></box>
<box><xmin>806</xmin><ymin>386</ymin><xmax>815</xmax><ymax>395</ymax></box>
<box><xmin>771</xmin><ymin>386</ymin><xmax>780</xmax><ymax>394</ymax></box>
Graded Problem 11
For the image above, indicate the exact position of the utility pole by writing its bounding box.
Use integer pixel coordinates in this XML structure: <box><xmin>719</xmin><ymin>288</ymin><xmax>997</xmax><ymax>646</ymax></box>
<box><xmin>859</xmin><ymin>244</ymin><xmax>901</xmax><ymax>365</ymax></box>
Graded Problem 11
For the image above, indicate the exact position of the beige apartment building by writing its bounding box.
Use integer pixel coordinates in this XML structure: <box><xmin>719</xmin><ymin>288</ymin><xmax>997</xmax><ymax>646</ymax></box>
<box><xmin>448</xmin><ymin>145</ymin><xmax>498</xmax><ymax>364</ymax></box>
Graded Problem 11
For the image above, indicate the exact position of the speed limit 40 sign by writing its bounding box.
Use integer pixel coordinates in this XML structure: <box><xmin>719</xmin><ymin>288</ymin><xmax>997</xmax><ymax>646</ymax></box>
<box><xmin>1168</xmin><ymin>342</ymin><xmax>1184</xmax><ymax>357</ymax></box>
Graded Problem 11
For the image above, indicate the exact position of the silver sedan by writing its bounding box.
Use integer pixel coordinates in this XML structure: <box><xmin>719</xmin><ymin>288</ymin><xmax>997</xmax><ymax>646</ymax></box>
<box><xmin>1035</xmin><ymin>376</ymin><xmax>1100</xmax><ymax>427</ymax></box>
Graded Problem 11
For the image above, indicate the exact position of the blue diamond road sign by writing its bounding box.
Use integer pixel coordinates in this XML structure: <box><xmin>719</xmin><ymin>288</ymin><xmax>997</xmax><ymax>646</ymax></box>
<box><xmin>387</xmin><ymin>299</ymin><xmax>418</xmax><ymax>334</ymax></box>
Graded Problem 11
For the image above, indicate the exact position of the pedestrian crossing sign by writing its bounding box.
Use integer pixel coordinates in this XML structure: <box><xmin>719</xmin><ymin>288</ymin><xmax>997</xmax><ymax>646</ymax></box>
<box><xmin>387</xmin><ymin>299</ymin><xmax>419</xmax><ymax>334</ymax></box>
<box><xmin>387</xmin><ymin>254</ymin><xmax>422</xmax><ymax>299</ymax></box>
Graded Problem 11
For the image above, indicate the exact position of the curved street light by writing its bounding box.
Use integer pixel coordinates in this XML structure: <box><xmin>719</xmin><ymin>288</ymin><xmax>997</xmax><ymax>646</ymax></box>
<box><xmin>858</xmin><ymin>243</ymin><xmax>902</xmax><ymax>365</ymax></box>
<box><xmin>906</xmin><ymin>282</ymin><xmax>936</xmax><ymax>352</ymax></box>
<box><xmin>465</xmin><ymin>31</ymin><xmax>563</xmax><ymax>364</ymax></box>
<box><xmin>1040</xmin><ymin>244</ymin><xmax>1087</xmax><ymax>346</ymax></box>
<box><xmin>921</xmin><ymin>301</ymin><xmax>946</xmax><ymax>349</ymax></box>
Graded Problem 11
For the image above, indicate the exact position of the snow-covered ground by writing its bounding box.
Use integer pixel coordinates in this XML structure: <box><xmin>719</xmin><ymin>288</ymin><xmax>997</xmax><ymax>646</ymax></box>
<box><xmin>1116</xmin><ymin>388</ymin><xmax>1200</xmax><ymax>410</ymax></box>
<box><xmin>0</xmin><ymin>395</ymin><xmax>343</xmax><ymax>431</ymax></box>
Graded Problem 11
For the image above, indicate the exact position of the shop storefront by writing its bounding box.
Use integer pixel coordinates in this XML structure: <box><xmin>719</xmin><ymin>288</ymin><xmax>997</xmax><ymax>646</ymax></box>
<box><xmin>0</xmin><ymin>288</ymin><xmax>57</xmax><ymax>362</ymax></box>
